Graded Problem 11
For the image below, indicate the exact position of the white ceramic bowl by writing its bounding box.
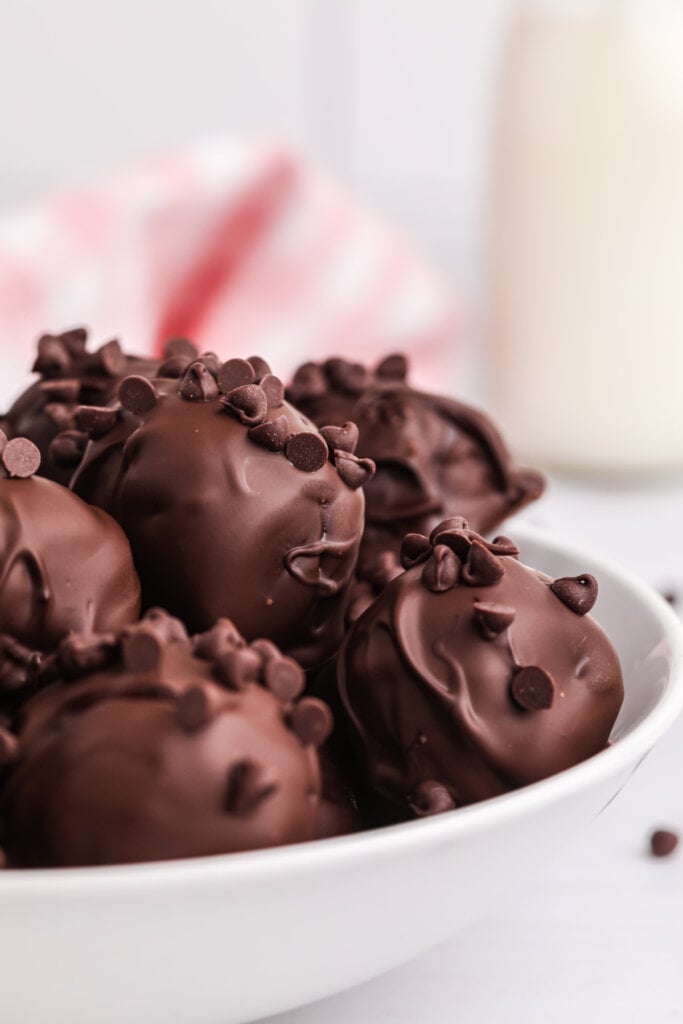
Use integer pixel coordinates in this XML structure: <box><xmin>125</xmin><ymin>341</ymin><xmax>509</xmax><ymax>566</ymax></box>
<box><xmin>1</xmin><ymin>523</ymin><xmax>682</xmax><ymax>1024</ymax></box>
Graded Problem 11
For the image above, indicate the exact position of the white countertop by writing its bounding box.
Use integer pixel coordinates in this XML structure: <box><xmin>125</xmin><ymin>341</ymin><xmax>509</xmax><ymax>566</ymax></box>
<box><xmin>271</xmin><ymin>474</ymin><xmax>683</xmax><ymax>1024</ymax></box>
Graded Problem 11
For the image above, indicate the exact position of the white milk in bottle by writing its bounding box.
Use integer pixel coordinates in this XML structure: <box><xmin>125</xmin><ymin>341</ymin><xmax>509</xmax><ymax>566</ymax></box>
<box><xmin>489</xmin><ymin>0</ymin><xmax>683</xmax><ymax>473</ymax></box>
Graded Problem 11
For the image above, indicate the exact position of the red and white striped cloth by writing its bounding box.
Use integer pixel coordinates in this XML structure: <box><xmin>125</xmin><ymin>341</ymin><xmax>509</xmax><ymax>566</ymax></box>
<box><xmin>0</xmin><ymin>141</ymin><xmax>458</xmax><ymax>406</ymax></box>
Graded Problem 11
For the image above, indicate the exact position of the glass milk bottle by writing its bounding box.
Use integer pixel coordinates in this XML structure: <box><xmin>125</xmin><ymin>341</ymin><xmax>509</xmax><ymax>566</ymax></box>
<box><xmin>489</xmin><ymin>0</ymin><xmax>683</xmax><ymax>473</ymax></box>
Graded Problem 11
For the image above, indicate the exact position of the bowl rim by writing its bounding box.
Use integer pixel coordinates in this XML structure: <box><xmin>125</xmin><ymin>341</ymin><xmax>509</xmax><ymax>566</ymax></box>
<box><xmin>2</xmin><ymin>521</ymin><xmax>682</xmax><ymax>893</ymax></box>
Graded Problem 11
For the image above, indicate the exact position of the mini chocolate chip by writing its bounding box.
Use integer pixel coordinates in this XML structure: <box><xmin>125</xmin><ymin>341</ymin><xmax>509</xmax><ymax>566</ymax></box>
<box><xmin>193</xmin><ymin>618</ymin><xmax>244</xmax><ymax>660</ymax></box>
<box><xmin>376</xmin><ymin>352</ymin><xmax>408</xmax><ymax>382</ymax></box>
<box><xmin>76</xmin><ymin>405</ymin><xmax>119</xmax><ymax>439</ymax></box>
<box><xmin>430</xmin><ymin>517</ymin><xmax>470</xmax><ymax>544</ymax></box>
<box><xmin>180</xmin><ymin>361</ymin><xmax>220</xmax><ymax>402</ymax></box>
<box><xmin>163</xmin><ymin>337</ymin><xmax>198</xmax><ymax>360</ymax></box>
<box><xmin>550</xmin><ymin>575</ymin><xmax>598</xmax><ymax>615</ymax></box>
<box><xmin>118</xmin><ymin>375</ymin><xmax>158</xmax><ymax>415</ymax></box>
<box><xmin>334</xmin><ymin>449</ymin><xmax>375</xmax><ymax>489</ymax></box>
<box><xmin>409</xmin><ymin>780</ymin><xmax>455</xmax><ymax>817</ymax></box>
<box><xmin>247</xmin><ymin>355</ymin><xmax>272</xmax><ymax>381</ymax></box>
<box><xmin>158</xmin><ymin>354</ymin><xmax>192</xmax><ymax>379</ymax></box>
<box><xmin>38</xmin><ymin>378</ymin><xmax>81</xmax><ymax>402</ymax></box>
<box><xmin>49</xmin><ymin>429</ymin><xmax>88</xmax><ymax>467</ymax></box>
<box><xmin>286</xmin><ymin>432</ymin><xmax>328</xmax><ymax>472</ymax></box>
<box><xmin>320</xmin><ymin>421</ymin><xmax>359</xmax><ymax>455</ymax></box>
<box><xmin>43</xmin><ymin>403</ymin><xmax>77</xmax><ymax>430</ymax></box>
<box><xmin>461</xmin><ymin>539</ymin><xmax>505</xmax><ymax>587</ymax></box>
<box><xmin>650</xmin><ymin>829</ymin><xmax>679</xmax><ymax>858</ymax></box>
<box><xmin>662</xmin><ymin>590</ymin><xmax>678</xmax><ymax>607</ymax></box>
<box><xmin>58</xmin><ymin>326</ymin><xmax>88</xmax><ymax>356</ymax></box>
<box><xmin>58</xmin><ymin>634</ymin><xmax>118</xmax><ymax>677</ymax></box>
<box><xmin>33</xmin><ymin>336</ymin><xmax>70</xmax><ymax>376</ymax></box>
<box><xmin>259</xmin><ymin>374</ymin><xmax>285</xmax><ymax>408</ymax></box>
<box><xmin>222</xmin><ymin>384</ymin><xmax>267</xmax><ymax>426</ymax></box>
<box><xmin>142</xmin><ymin>608</ymin><xmax>188</xmax><ymax>643</ymax></box>
<box><xmin>224</xmin><ymin>759</ymin><xmax>276</xmax><ymax>815</ymax></box>
<box><xmin>289</xmin><ymin>362</ymin><xmax>327</xmax><ymax>399</ymax></box>
<box><xmin>324</xmin><ymin>358</ymin><xmax>368</xmax><ymax>395</ymax></box>
<box><xmin>489</xmin><ymin>535</ymin><xmax>520</xmax><ymax>558</ymax></box>
<box><xmin>473</xmin><ymin>601</ymin><xmax>516</xmax><ymax>640</ymax></box>
<box><xmin>217</xmin><ymin>358</ymin><xmax>255</xmax><ymax>394</ymax></box>
<box><xmin>198</xmin><ymin>352</ymin><xmax>220</xmax><ymax>377</ymax></box>
<box><xmin>401</xmin><ymin>532</ymin><xmax>432</xmax><ymax>569</ymax></box>
<box><xmin>251</xmin><ymin>638</ymin><xmax>281</xmax><ymax>662</ymax></box>
<box><xmin>511</xmin><ymin>666</ymin><xmax>555</xmax><ymax>711</ymax></box>
<box><xmin>2</xmin><ymin>438</ymin><xmax>41</xmax><ymax>478</ymax></box>
<box><xmin>247</xmin><ymin>415</ymin><xmax>289</xmax><ymax>452</ymax></box>
<box><xmin>422</xmin><ymin>546</ymin><xmax>460</xmax><ymax>593</ymax></box>
<box><xmin>0</xmin><ymin>728</ymin><xmax>18</xmax><ymax>769</ymax></box>
<box><xmin>264</xmin><ymin>657</ymin><xmax>305</xmax><ymax>702</ymax></box>
<box><xmin>92</xmin><ymin>339</ymin><xmax>126</xmax><ymax>377</ymax></box>
<box><xmin>121</xmin><ymin>625</ymin><xmax>163</xmax><ymax>672</ymax></box>
<box><xmin>175</xmin><ymin>687</ymin><xmax>215</xmax><ymax>734</ymax></box>
<box><xmin>290</xmin><ymin>697</ymin><xmax>333</xmax><ymax>747</ymax></box>
<box><xmin>214</xmin><ymin>647</ymin><xmax>262</xmax><ymax>690</ymax></box>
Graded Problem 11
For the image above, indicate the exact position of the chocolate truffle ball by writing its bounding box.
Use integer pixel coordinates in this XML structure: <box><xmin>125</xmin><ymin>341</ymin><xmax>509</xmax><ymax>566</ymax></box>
<box><xmin>0</xmin><ymin>435</ymin><xmax>140</xmax><ymax>716</ymax></box>
<box><xmin>68</xmin><ymin>355</ymin><xmax>374</xmax><ymax>668</ymax></box>
<box><xmin>287</xmin><ymin>354</ymin><xmax>544</xmax><ymax>577</ymax></box>
<box><xmin>2</xmin><ymin>611</ymin><xmax>334</xmax><ymax>867</ymax></box>
<box><xmin>0</xmin><ymin>327</ymin><xmax>174</xmax><ymax>486</ymax></box>
<box><xmin>338</xmin><ymin>517</ymin><xmax>624</xmax><ymax>821</ymax></box>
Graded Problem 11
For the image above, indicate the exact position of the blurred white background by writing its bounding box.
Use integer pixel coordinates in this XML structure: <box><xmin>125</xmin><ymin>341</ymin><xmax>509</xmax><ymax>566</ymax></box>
<box><xmin>0</xmin><ymin>0</ymin><xmax>508</xmax><ymax>293</ymax></box>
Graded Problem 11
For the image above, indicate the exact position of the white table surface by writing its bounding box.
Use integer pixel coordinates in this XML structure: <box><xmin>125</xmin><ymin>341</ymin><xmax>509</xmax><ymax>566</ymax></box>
<box><xmin>269</xmin><ymin>473</ymin><xmax>683</xmax><ymax>1024</ymax></box>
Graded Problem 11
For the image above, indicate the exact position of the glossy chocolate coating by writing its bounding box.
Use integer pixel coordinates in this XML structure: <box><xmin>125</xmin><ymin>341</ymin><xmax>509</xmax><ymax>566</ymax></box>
<box><xmin>287</xmin><ymin>355</ymin><xmax>544</xmax><ymax>576</ymax></box>
<box><xmin>70</xmin><ymin>360</ymin><xmax>369</xmax><ymax>668</ymax></box>
<box><xmin>2</xmin><ymin>612</ymin><xmax>332</xmax><ymax>866</ymax></box>
<box><xmin>338</xmin><ymin>519</ymin><xmax>623</xmax><ymax>820</ymax></box>
<box><xmin>0</xmin><ymin>464</ymin><xmax>140</xmax><ymax>715</ymax></box>
<box><xmin>1</xmin><ymin>328</ymin><xmax>160</xmax><ymax>486</ymax></box>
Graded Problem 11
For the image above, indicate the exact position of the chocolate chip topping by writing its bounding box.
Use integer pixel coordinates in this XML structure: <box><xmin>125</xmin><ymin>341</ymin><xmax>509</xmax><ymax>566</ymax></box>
<box><xmin>121</xmin><ymin>623</ymin><xmax>163</xmax><ymax>673</ymax></box>
<box><xmin>320</xmin><ymin>422</ymin><xmax>359</xmax><ymax>455</ymax></box>
<box><xmin>222</xmin><ymin>384</ymin><xmax>268</xmax><ymax>426</ymax></box>
<box><xmin>461</xmin><ymin>538</ymin><xmax>505</xmax><ymax>587</ymax></box>
<box><xmin>217</xmin><ymin>358</ymin><xmax>255</xmax><ymax>394</ymax></box>
<box><xmin>376</xmin><ymin>352</ymin><xmax>408</xmax><ymax>382</ymax></box>
<box><xmin>259</xmin><ymin>374</ymin><xmax>285</xmax><ymax>408</ymax></box>
<box><xmin>289</xmin><ymin>362</ymin><xmax>327</xmax><ymax>400</ymax></box>
<box><xmin>263</xmin><ymin>657</ymin><xmax>305</xmax><ymax>703</ymax></box>
<box><xmin>158</xmin><ymin>354</ymin><xmax>193</xmax><ymax>379</ymax></box>
<box><xmin>247</xmin><ymin>415</ymin><xmax>289</xmax><ymax>452</ymax></box>
<box><xmin>473</xmin><ymin>601</ymin><xmax>516</xmax><ymax>640</ymax></box>
<box><xmin>290</xmin><ymin>697</ymin><xmax>333</xmax><ymax>747</ymax></box>
<box><xmin>2</xmin><ymin>438</ymin><xmax>41</xmax><ymax>478</ymax></box>
<box><xmin>76</xmin><ymin>406</ymin><xmax>119</xmax><ymax>439</ymax></box>
<box><xmin>334</xmin><ymin>449</ymin><xmax>376</xmax><ymax>490</ymax></box>
<box><xmin>511</xmin><ymin>666</ymin><xmax>555</xmax><ymax>711</ymax></box>
<box><xmin>163</xmin><ymin>337</ymin><xmax>199</xmax><ymax>360</ymax></box>
<box><xmin>650</xmin><ymin>829</ymin><xmax>679</xmax><ymax>858</ymax></box>
<box><xmin>400</xmin><ymin>532</ymin><xmax>432</xmax><ymax>569</ymax></box>
<box><xmin>48</xmin><ymin>429</ymin><xmax>88</xmax><ymax>467</ymax></box>
<box><xmin>246</xmin><ymin>355</ymin><xmax>271</xmax><ymax>380</ymax></box>
<box><xmin>118</xmin><ymin>375</ymin><xmax>158</xmax><ymax>416</ymax></box>
<box><xmin>286</xmin><ymin>432</ymin><xmax>328</xmax><ymax>472</ymax></box>
<box><xmin>422</xmin><ymin>545</ymin><xmax>461</xmax><ymax>593</ymax></box>
<box><xmin>550</xmin><ymin>575</ymin><xmax>598</xmax><ymax>615</ymax></box>
<box><xmin>179</xmin><ymin>361</ymin><xmax>220</xmax><ymax>402</ymax></box>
